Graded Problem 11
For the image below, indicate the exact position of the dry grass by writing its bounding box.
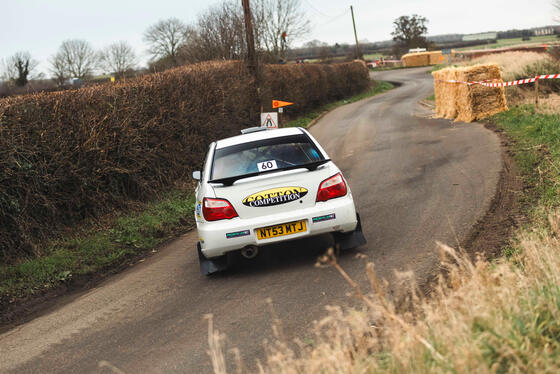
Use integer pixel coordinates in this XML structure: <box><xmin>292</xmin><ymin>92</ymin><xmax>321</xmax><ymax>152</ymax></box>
<box><xmin>207</xmin><ymin>215</ymin><xmax>560</xmax><ymax>373</ymax></box>
<box><xmin>465</xmin><ymin>52</ymin><xmax>556</xmax><ymax>81</ymax></box>
<box><xmin>510</xmin><ymin>92</ymin><xmax>560</xmax><ymax>114</ymax></box>
<box><xmin>464</xmin><ymin>52</ymin><xmax>560</xmax><ymax>108</ymax></box>
<box><xmin>535</xmin><ymin>93</ymin><xmax>560</xmax><ymax>114</ymax></box>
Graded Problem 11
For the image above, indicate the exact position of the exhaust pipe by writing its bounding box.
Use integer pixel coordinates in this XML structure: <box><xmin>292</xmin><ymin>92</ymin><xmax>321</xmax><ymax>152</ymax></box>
<box><xmin>241</xmin><ymin>245</ymin><xmax>259</xmax><ymax>259</ymax></box>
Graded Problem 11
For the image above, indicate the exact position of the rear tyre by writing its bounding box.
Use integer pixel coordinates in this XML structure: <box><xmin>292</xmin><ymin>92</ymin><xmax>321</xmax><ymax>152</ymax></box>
<box><xmin>198</xmin><ymin>242</ymin><xmax>229</xmax><ymax>276</ymax></box>
<box><xmin>333</xmin><ymin>213</ymin><xmax>367</xmax><ymax>250</ymax></box>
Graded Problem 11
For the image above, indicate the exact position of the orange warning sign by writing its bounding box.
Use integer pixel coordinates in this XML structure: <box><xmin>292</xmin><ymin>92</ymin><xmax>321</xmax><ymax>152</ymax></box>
<box><xmin>272</xmin><ymin>100</ymin><xmax>294</xmax><ymax>109</ymax></box>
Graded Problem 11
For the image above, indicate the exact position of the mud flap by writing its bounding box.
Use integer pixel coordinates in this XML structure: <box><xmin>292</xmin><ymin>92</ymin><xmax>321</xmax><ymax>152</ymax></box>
<box><xmin>198</xmin><ymin>242</ymin><xmax>229</xmax><ymax>276</ymax></box>
<box><xmin>333</xmin><ymin>213</ymin><xmax>367</xmax><ymax>250</ymax></box>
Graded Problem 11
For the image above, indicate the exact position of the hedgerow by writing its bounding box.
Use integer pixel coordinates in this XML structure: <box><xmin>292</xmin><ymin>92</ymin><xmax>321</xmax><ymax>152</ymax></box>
<box><xmin>0</xmin><ymin>60</ymin><xmax>368</xmax><ymax>262</ymax></box>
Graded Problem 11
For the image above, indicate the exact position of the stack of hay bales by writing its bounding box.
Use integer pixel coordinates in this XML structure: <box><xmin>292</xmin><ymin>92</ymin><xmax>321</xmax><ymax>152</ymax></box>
<box><xmin>455</xmin><ymin>64</ymin><xmax>508</xmax><ymax>122</ymax></box>
<box><xmin>402</xmin><ymin>52</ymin><xmax>428</xmax><ymax>67</ymax></box>
<box><xmin>428</xmin><ymin>51</ymin><xmax>445</xmax><ymax>65</ymax></box>
<box><xmin>432</xmin><ymin>68</ymin><xmax>458</xmax><ymax>119</ymax></box>
<box><xmin>402</xmin><ymin>50</ymin><xmax>453</xmax><ymax>67</ymax></box>
<box><xmin>402</xmin><ymin>52</ymin><xmax>430</xmax><ymax>67</ymax></box>
<box><xmin>432</xmin><ymin>63</ymin><xmax>508</xmax><ymax>122</ymax></box>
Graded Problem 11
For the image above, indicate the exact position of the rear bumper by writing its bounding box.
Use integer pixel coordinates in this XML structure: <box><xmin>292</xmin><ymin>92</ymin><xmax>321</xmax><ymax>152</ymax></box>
<box><xmin>197</xmin><ymin>196</ymin><xmax>358</xmax><ymax>258</ymax></box>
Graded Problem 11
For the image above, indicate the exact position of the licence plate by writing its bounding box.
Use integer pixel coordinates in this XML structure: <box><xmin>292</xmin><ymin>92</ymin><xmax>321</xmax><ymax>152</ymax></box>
<box><xmin>256</xmin><ymin>220</ymin><xmax>307</xmax><ymax>240</ymax></box>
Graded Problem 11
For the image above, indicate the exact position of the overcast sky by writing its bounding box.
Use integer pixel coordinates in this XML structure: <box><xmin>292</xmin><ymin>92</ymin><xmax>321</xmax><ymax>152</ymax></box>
<box><xmin>2</xmin><ymin>0</ymin><xmax>557</xmax><ymax>75</ymax></box>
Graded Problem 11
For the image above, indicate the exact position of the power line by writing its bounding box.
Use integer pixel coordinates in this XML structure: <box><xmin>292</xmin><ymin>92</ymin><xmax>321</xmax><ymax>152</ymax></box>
<box><xmin>298</xmin><ymin>10</ymin><xmax>350</xmax><ymax>45</ymax></box>
<box><xmin>311</xmin><ymin>9</ymin><xmax>350</xmax><ymax>30</ymax></box>
<box><xmin>303</xmin><ymin>0</ymin><xmax>335</xmax><ymax>18</ymax></box>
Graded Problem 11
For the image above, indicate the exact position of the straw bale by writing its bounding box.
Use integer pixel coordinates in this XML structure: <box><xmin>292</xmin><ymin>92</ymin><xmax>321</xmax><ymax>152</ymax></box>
<box><xmin>432</xmin><ymin>68</ymin><xmax>458</xmax><ymax>119</ymax></box>
<box><xmin>454</xmin><ymin>63</ymin><xmax>508</xmax><ymax>122</ymax></box>
<box><xmin>428</xmin><ymin>51</ymin><xmax>445</xmax><ymax>65</ymax></box>
<box><xmin>431</xmin><ymin>63</ymin><xmax>508</xmax><ymax>123</ymax></box>
<box><xmin>402</xmin><ymin>51</ymin><xmax>447</xmax><ymax>67</ymax></box>
<box><xmin>402</xmin><ymin>52</ymin><xmax>430</xmax><ymax>67</ymax></box>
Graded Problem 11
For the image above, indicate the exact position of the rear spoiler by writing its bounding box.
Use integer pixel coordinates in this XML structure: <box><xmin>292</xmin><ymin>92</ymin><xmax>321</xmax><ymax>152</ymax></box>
<box><xmin>209</xmin><ymin>159</ymin><xmax>331</xmax><ymax>186</ymax></box>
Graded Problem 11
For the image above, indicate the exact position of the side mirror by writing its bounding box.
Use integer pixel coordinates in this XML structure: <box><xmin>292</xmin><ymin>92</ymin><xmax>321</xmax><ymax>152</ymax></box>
<box><xmin>192</xmin><ymin>170</ymin><xmax>202</xmax><ymax>181</ymax></box>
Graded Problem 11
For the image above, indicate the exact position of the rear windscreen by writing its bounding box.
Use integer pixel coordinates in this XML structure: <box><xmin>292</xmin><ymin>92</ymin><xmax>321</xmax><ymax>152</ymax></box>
<box><xmin>211</xmin><ymin>134</ymin><xmax>324</xmax><ymax>180</ymax></box>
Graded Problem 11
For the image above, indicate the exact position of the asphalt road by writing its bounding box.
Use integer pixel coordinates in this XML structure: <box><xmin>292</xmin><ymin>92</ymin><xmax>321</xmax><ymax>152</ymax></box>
<box><xmin>0</xmin><ymin>67</ymin><xmax>502</xmax><ymax>374</ymax></box>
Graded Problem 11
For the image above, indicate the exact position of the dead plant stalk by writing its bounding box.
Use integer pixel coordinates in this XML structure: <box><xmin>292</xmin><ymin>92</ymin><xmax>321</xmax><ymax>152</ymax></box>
<box><xmin>322</xmin><ymin>248</ymin><xmax>447</xmax><ymax>363</ymax></box>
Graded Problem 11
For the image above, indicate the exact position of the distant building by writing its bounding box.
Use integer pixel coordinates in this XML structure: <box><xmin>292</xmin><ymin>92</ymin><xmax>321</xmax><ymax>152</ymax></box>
<box><xmin>532</xmin><ymin>26</ymin><xmax>557</xmax><ymax>36</ymax></box>
<box><xmin>63</xmin><ymin>78</ymin><xmax>83</xmax><ymax>86</ymax></box>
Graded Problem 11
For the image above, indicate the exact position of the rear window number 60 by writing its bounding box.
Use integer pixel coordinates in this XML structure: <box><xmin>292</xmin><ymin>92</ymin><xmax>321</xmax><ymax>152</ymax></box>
<box><xmin>257</xmin><ymin>160</ymin><xmax>278</xmax><ymax>172</ymax></box>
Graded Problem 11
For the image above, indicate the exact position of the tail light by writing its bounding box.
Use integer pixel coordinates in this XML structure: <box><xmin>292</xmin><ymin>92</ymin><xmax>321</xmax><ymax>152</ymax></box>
<box><xmin>203</xmin><ymin>198</ymin><xmax>238</xmax><ymax>221</ymax></box>
<box><xmin>316</xmin><ymin>173</ymin><xmax>347</xmax><ymax>202</ymax></box>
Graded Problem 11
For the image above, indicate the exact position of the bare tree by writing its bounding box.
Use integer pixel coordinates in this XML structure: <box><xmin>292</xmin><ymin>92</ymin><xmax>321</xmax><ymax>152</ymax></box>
<box><xmin>53</xmin><ymin>39</ymin><xmax>97</xmax><ymax>79</ymax></box>
<box><xmin>391</xmin><ymin>15</ymin><xmax>430</xmax><ymax>57</ymax></box>
<box><xmin>555</xmin><ymin>0</ymin><xmax>560</xmax><ymax>21</ymax></box>
<box><xmin>144</xmin><ymin>18</ymin><xmax>188</xmax><ymax>64</ymax></box>
<box><xmin>178</xmin><ymin>0</ymin><xmax>309</xmax><ymax>64</ymax></box>
<box><xmin>98</xmin><ymin>41</ymin><xmax>137</xmax><ymax>77</ymax></box>
<box><xmin>49</xmin><ymin>52</ymin><xmax>68</xmax><ymax>85</ymax></box>
<box><xmin>0</xmin><ymin>58</ymin><xmax>16</xmax><ymax>83</ymax></box>
<box><xmin>179</xmin><ymin>1</ymin><xmax>246</xmax><ymax>63</ymax></box>
<box><xmin>301</xmin><ymin>40</ymin><xmax>328</xmax><ymax>59</ymax></box>
<box><xmin>252</xmin><ymin>0</ymin><xmax>310</xmax><ymax>61</ymax></box>
<box><xmin>1</xmin><ymin>51</ymin><xmax>38</xmax><ymax>86</ymax></box>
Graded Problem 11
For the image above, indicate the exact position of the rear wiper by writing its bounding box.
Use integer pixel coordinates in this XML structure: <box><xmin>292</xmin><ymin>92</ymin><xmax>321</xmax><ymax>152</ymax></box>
<box><xmin>209</xmin><ymin>159</ymin><xmax>331</xmax><ymax>186</ymax></box>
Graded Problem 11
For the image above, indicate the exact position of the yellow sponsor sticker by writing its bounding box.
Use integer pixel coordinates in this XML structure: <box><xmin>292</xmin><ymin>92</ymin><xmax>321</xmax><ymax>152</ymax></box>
<box><xmin>243</xmin><ymin>187</ymin><xmax>308</xmax><ymax>207</ymax></box>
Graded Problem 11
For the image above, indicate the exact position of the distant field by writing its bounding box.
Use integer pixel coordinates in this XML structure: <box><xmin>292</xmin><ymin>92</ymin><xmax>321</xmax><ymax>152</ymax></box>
<box><xmin>457</xmin><ymin>35</ymin><xmax>559</xmax><ymax>51</ymax></box>
<box><xmin>304</xmin><ymin>56</ymin><xmax>346</xmax><ymax>63</ymax></box>
<box><xmin>306</xmin><ymin>53</ymin><xmax>385</xmax><ymax>63</ymax></box>
<box><xmin>301</xmin><ymin>35</ymin><xmax>559</xmax><ymax>63</ymax></box>
<box><xmin>363</xmin><ymin>53</ymin><xmax>384</xmax><ymax>60</ymax></box>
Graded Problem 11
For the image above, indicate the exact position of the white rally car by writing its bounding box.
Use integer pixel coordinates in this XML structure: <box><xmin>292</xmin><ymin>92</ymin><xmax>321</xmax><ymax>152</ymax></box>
<box><xmin>192</xmin><ymin>127</ymin><xmax>366</xmax><ymax>275</ymax></box>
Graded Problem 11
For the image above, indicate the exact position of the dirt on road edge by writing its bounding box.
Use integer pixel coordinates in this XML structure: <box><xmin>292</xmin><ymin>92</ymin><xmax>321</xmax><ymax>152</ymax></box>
<box><xmin>462</xmin><ymin>123</ymin><xmax>523</xmax><ymax>259</ymax></box>
<box><xmin>0</xmin><ymin>230</ymin><xmax>192</xmax><ymax>333</ymax></box>
<box><xmin>419</xmin><ymin>121</ymin><xmax>523</xmax><ymax>302</ymax></box>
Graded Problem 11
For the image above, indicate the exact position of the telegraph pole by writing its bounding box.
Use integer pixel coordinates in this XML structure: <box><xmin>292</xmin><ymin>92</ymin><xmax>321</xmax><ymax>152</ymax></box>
<box><xmin>242</xmin><ymin>0</ymin><xmax>261</xmax><ymax>112</ymax></box>
<box><xmin>350</xmin><ymin>6</ymin><xmax>362</xmax><ymax>59</ymax></box>
<box><xmin>242</xmin><ymin>0</ymin><xmax>258</xmax><ymax>79</ymax></box>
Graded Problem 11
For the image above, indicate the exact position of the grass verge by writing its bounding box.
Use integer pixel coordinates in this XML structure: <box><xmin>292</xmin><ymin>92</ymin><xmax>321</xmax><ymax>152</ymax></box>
<box><xmin>284</xmin><ymin>81</ymin><xmax>394</xmax><ymax>128</ymax></box>
<box><xmin>492</xmin><ymin>105</ymin><xmax>560</xmax><ymax>223</ymax></box>
<box><xmin>0</xmin><ymin>190</ymin><xmax>196</xmax><ymax>309</ymax></box>
<box><xmin>207</xmin><ymin>104</ymin><xmax>560</xmax><ymax>373</ymax></box>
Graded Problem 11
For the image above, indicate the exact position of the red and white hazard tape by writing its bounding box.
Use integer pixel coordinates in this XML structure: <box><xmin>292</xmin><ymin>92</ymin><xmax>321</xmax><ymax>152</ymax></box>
<box><xmin>442</xmin><ymin>74</ymin><xmax>560</xmax><ymax>87</ymax></box>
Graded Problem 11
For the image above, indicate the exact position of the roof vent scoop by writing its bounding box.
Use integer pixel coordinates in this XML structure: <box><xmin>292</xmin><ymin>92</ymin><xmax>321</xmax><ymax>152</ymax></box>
<box><xmin>241</xmin><ymin>127</ymin><xmax>270</xmax><ymax>134</ymax></box>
